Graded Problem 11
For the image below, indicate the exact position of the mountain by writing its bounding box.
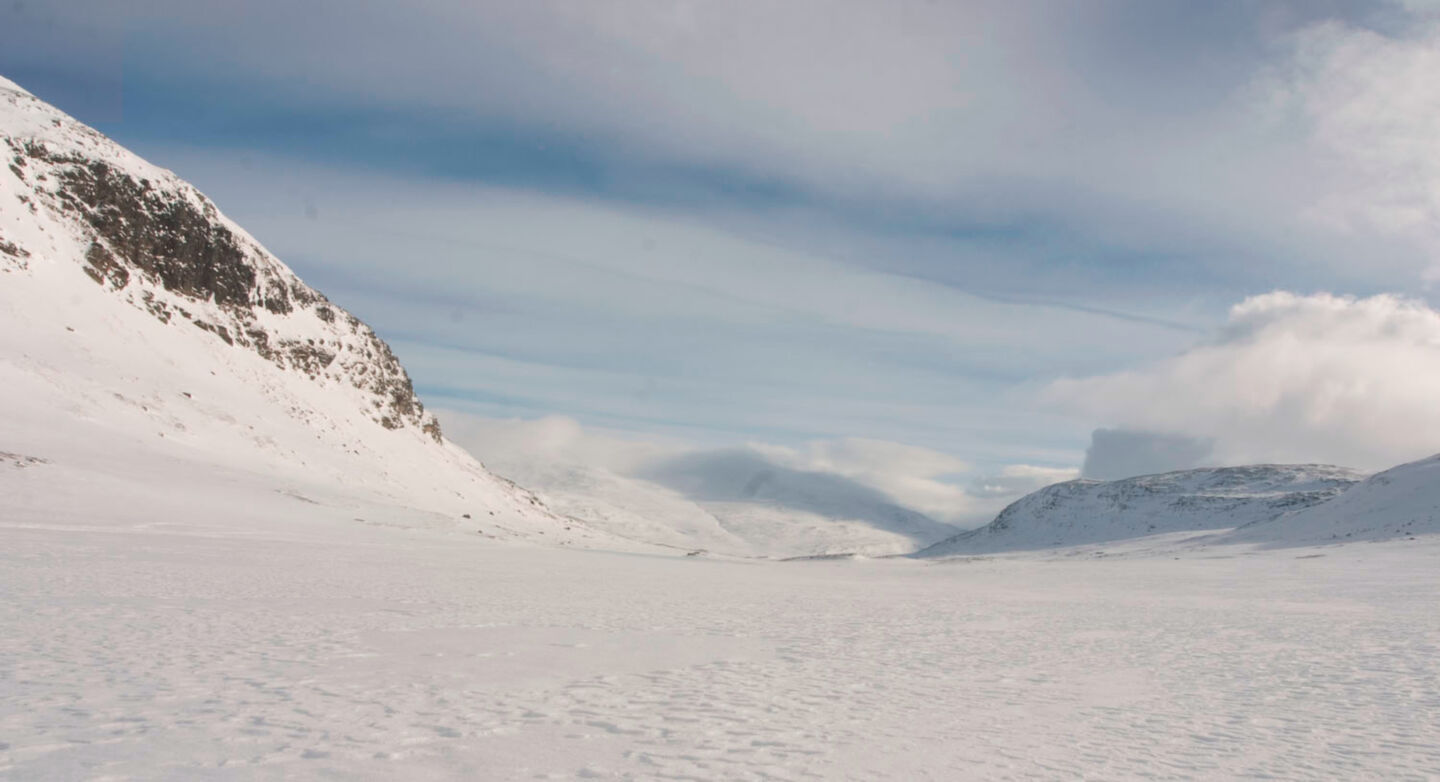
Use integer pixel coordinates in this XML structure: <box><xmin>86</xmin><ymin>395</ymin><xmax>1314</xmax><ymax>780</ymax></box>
<box><xmin>0</xmin><ymin>75</ymin><xmax>628</xmax><ymax>548</ymax></box>
<box><xmin>915</xmin><ymin>464</ymin><xmax>1363</xmax><ymax>557</ymax></box>
<box><xmin>1221</xmin><ymin>454</ymin><xmax>1440</xmax><ymax>547</ymax></box>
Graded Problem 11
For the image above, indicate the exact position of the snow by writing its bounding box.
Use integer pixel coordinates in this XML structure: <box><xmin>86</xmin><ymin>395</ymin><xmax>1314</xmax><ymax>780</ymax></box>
<box><xmin>3</xmin><ymin>465</ymin><xmax>1439</xmax><ymax>779</ymax></box>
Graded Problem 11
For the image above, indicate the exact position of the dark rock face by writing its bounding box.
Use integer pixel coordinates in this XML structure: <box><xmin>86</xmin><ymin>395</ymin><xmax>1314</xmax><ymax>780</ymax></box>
<box><xmin>0</xmin><ymin>237</ymin><xmax>29</xmax><ymax>259</ymax></box>
<box><xmin>55</xmin><ymin>157</ymin><xmax>258</xmax><ymax>308</ymax></box>
<box><xmin>82</xmin><ymin>241</ymin><xmax>128</xmax><ymax>288</ymax></box>
<box><xmin>6</xmin><ymin>133</ymin><xmax>444</xmax><ymax>443</ymax></box>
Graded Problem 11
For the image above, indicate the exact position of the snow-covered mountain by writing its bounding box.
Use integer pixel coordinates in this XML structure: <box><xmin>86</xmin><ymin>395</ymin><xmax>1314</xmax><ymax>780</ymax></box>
<box><xmin>915</xmin><ymin>464</ymin><xmax>1363</xmax><ymax>557</ymax></box>
<box><xmin>0</xmin><ymin>74</ymin><xmax>630</xmax><ymax>548</ymax></box>
<box><xmin>1222</xmin><ymin>454</ymin><xmax>1440</xmax><ymax>547</ymax></box>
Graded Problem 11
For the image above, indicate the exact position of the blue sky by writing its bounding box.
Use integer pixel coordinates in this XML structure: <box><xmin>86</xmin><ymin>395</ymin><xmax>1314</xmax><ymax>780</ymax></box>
<box><xmin>9</xmin><ymin>1</ymin><xmax>1440</xmax><ymax>519</ymax></box>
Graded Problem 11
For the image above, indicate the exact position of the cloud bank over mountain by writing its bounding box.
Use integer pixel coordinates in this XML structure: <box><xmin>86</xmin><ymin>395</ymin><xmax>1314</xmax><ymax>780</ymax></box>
<box><xmin>1081</xmin><ymin>429</ymin><xmax>1214</xmax><ymax>481</ymax></box>
<box><xmin>1051</xmin><ymin>292</ymin><xmax>1440</xmax><ymax>471</ymax></box>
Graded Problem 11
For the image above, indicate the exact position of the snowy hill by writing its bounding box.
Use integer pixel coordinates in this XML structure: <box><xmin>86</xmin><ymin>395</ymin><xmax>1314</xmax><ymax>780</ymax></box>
<box><xmin>915</xmin><ymin>464</ymin><xmax>1363</xmax><ymax>557</ymax></box>
<box><xmin>0</xmin><ymin>74</ymin><xmax>629</xmax><ymax>548</ymax></box>
<box><xmin>1222</xmin><ymin>454</ymin><xmax>1440</xmax><ymax>547</ymax></box>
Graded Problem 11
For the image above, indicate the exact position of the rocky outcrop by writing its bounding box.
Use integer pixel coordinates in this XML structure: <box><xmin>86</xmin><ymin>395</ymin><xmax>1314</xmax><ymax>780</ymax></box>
<box><xmin>1</xmin><ymin>84</ymin><xmax>443</xmax><ymax>442</ymax></box>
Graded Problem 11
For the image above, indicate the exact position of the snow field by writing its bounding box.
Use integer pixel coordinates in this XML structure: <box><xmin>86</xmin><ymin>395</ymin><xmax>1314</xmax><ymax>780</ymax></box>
<box><xmin>3</xmin><ymin>455</ymin><xmax>1438</xmax><ymax>781</ymax></box>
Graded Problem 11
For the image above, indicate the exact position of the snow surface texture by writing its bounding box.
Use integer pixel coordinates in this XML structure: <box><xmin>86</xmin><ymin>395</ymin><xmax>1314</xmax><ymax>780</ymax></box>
<box><xmin>917</xmin><ymin>464</ymin><xmax>1364</xmax><ymax>557</ymax></box>
<box><xmin>0</xmin><ymin>76</ymin><xmax>639</xmax><ymax>549</ymax></box>
<box><xmin>3</xmin><ymin>461</ymin><xmax>1439</xmax><ymax>780</ymax></box>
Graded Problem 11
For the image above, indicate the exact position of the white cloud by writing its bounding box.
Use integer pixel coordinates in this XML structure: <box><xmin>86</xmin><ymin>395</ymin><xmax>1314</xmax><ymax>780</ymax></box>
<box><xmin>748</xmin><ymin>438</ymin><xmax>974</xmax><ymax>521</ymax></box>
<box><xmin>1048</xmin><ymin>291</ymin><xmax>1440</xmax><ymax>470</ymax></box>
<box><xmin>966</xmin><ymin>464</ymin><xmax>1081</xmax><ymax>500</ymax></box>
<box><xmin>1254</xmin><ymin>14</ymin><xmax>1440</xmax><ymax>278</ymax></box>
<box><xmin>436</xmin><ymin>412</ymin><xmax>682</xmax><ymax>476</ymax></box>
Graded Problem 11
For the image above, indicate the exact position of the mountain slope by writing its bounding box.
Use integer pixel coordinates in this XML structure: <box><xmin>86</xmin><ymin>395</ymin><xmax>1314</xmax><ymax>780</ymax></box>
<box><xmin>915</xmin><ymin>464</ymin><xmax>1363</xmax><ymax>557</ymax></box>
<box><xmin>0</xmin><ymin>74</ymin><xmax>628</xmax><ymax>548</ymax></box>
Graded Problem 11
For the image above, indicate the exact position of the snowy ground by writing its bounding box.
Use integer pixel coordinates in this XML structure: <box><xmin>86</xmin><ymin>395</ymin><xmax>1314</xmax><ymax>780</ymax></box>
<box><xmin>4</xmin><ymin>460</ymin><xmax>1439</xmax><ymax>781</ymax></box>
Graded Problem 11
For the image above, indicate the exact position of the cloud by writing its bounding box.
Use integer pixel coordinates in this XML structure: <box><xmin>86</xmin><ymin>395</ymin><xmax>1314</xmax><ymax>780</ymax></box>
<box><xmin>1253</xmin><ymin>11</ymin><xmax>1440</xmax><ymax>278</ymax></box>
<box><xmin>750</xmin><ymin>438</ymin><xmax>1081</xmax><ymax>520</ymax></box>
<box><xmin>434</xmin><ymin>412</ymin><xmax>681</xmax><ymax>476</ymax></box>
<box><xmin>1080</xmin><ymin>429</ymin><xmax>1214</xmax><ymax>480</ymax></box>
<box><xmin>437</xmin><ymin>410</ymin><xmax>1069</xmax><ymax>525</ymax></box>
<box><xmin>746</xmin><ymin>438</ymin><xmax>974</xmax><ymax>521</ymax></box>
<box><xmin>16</xmin><ymin>1</ymin><xmax>1440</xmax><ymax>291</ymax></box>
<box><xmin>142</xmin><ymin>148</ymin><xmax>1183</xmax><ymax>463</ymax></box>
<box><xmin>966</xmin><ymin>464</ymin><xmax>1082</xmax><ymax>499</ymax></box>
<box><xmin>1049</xmin><ymin>291</ymin><xmax>1440</xmax><ymax>470</ymax></box>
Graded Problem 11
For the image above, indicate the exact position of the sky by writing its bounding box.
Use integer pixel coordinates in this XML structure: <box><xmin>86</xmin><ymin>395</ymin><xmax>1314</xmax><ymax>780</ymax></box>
<box><xmin>8</xmin><ymin>0</ymin><xmax>1440</xmax><ymax>523</ymax></box>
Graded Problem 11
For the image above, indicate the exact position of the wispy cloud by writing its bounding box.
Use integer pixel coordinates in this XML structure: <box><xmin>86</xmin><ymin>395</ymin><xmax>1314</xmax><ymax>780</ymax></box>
<box><xmin>145</xmin><ymin>149</ymin><xmax>1188</xmax><ymax>464</ymax></box>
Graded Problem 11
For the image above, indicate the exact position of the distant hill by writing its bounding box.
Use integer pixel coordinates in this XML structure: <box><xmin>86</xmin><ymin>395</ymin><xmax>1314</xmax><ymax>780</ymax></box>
<box><xmin>1222</xmin><ymin>454</ymin><xmax>1440</xmax><ymax>547</ymax></box>
<box><xmin>915</xmin><ymin>464</ymin><xmax>1363</xmax><ymax>557</ymax></box>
